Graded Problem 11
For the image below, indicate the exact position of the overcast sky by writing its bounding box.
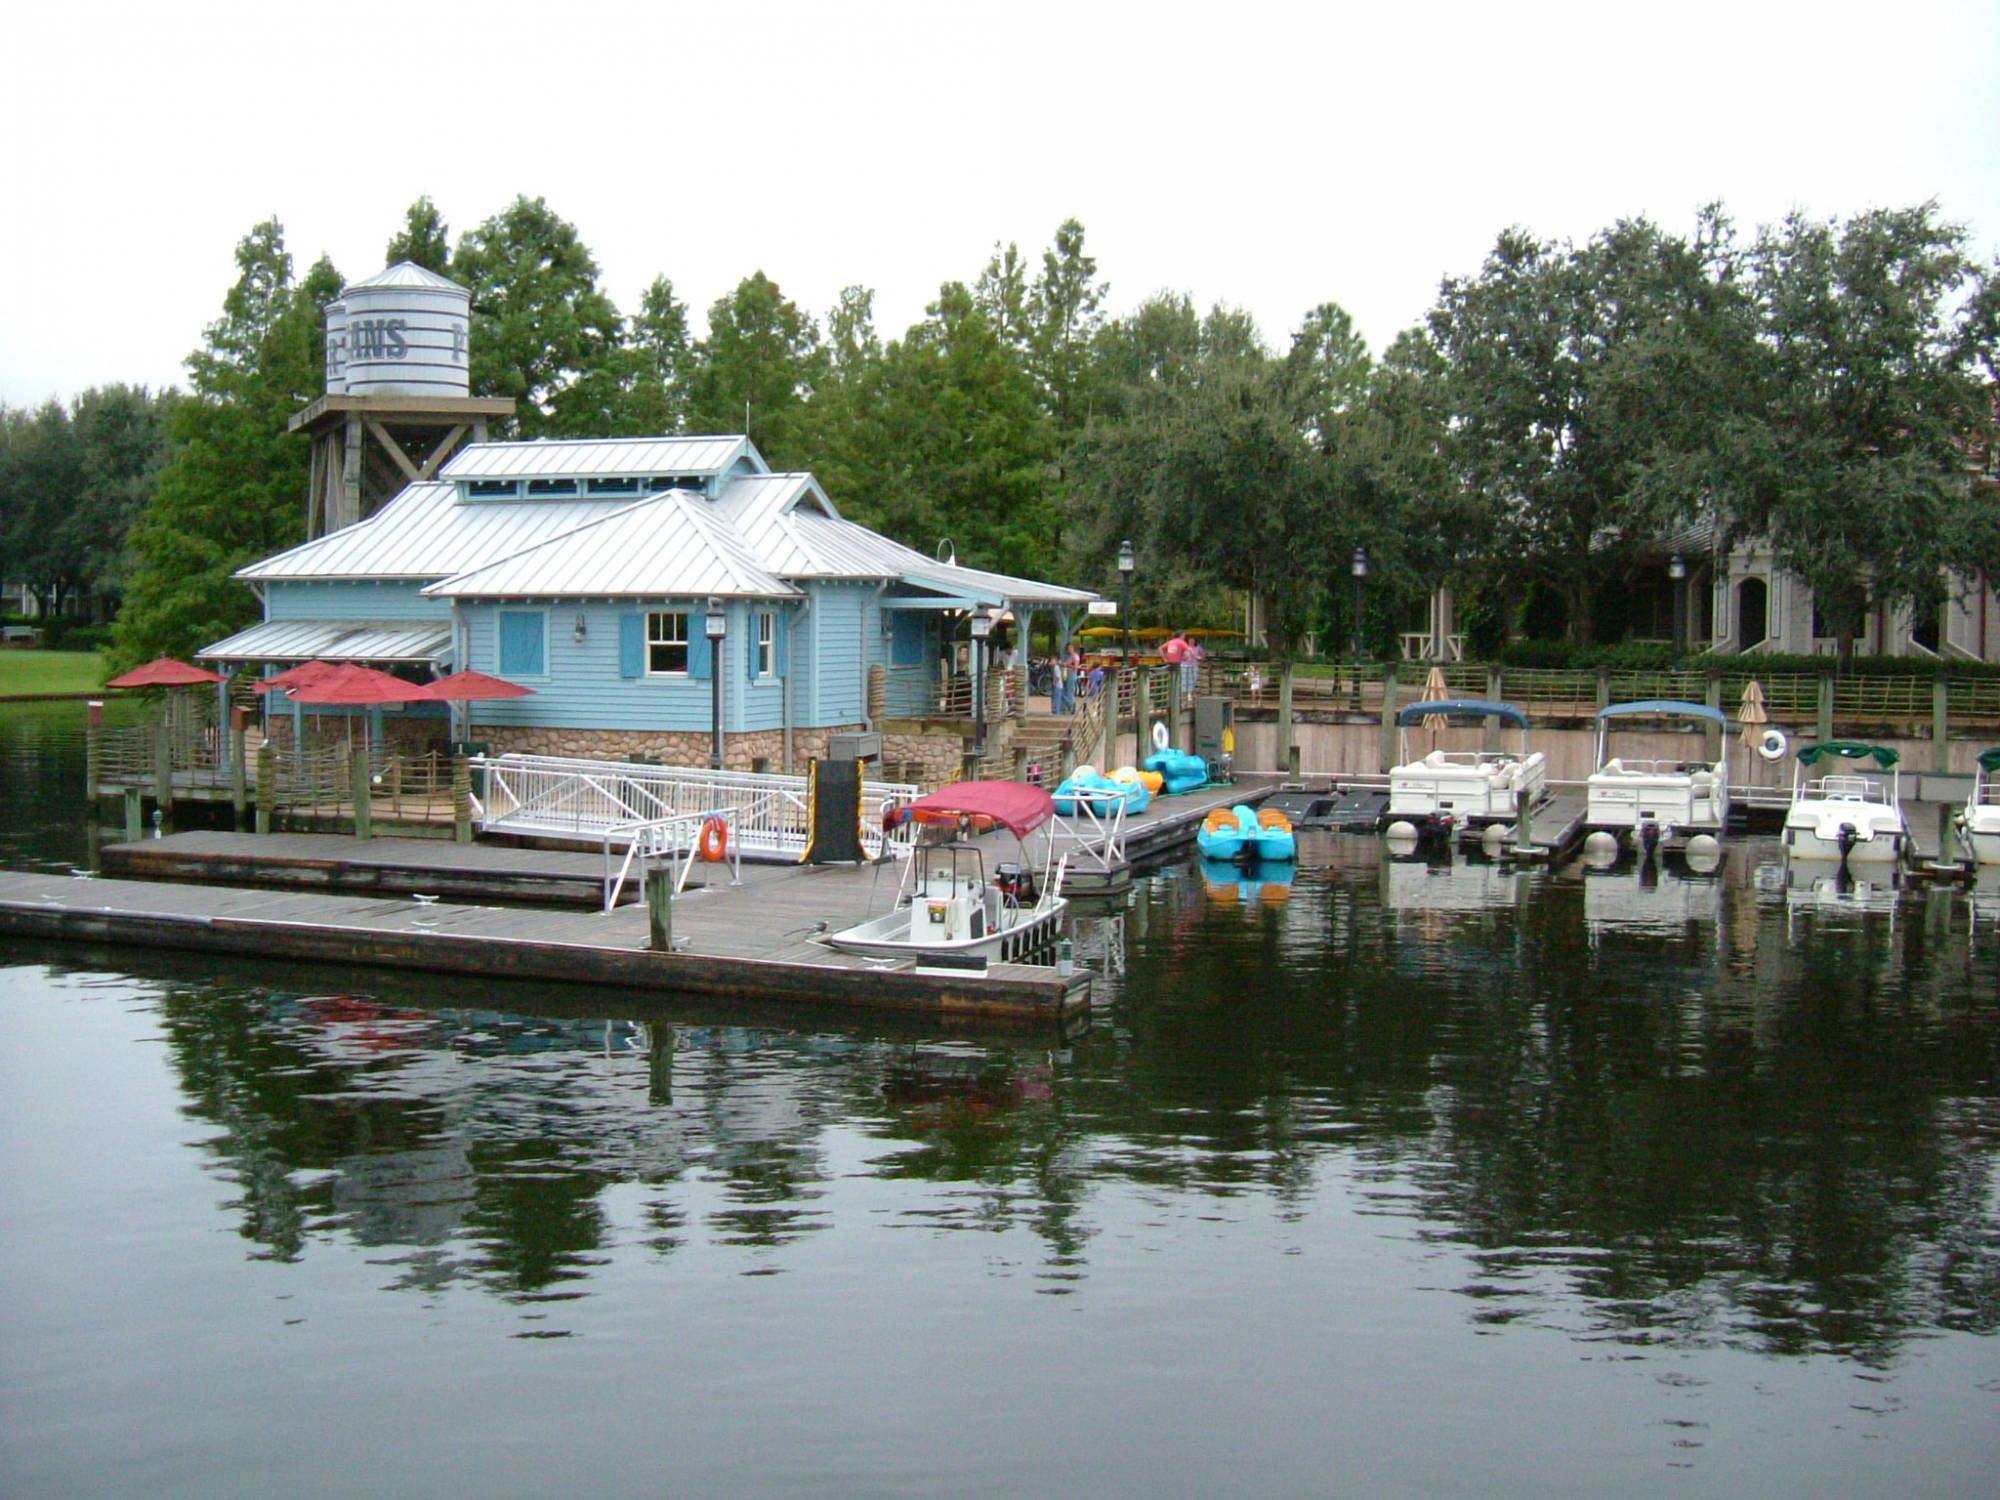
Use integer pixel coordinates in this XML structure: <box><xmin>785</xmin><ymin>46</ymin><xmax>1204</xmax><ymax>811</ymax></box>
<box><xmin>5</xmin><ymin>0</ymin><xmax>1995</xmax><ymax>409</ymax></box>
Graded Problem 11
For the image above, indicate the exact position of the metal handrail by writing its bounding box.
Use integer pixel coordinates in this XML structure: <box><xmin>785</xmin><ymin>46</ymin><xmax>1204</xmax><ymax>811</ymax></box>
<box><xmin>602</xmin><ymin>808</ymin><xmax>743</xmax><ymax>911</ymax></box>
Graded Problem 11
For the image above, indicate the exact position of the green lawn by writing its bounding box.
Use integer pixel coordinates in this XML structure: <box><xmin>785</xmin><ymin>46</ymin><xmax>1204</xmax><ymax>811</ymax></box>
<box><xmin>0</xmin><ymin>650</ymin><xmax>107</xmax><ymax>696</ymax></box>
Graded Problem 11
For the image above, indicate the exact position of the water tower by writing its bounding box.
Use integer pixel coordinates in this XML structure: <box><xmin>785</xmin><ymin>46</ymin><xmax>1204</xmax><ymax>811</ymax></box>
<box><xmin>291</xmin><ymin>262</ymin><xmax>516</xmax><ymax>537</ymax></box>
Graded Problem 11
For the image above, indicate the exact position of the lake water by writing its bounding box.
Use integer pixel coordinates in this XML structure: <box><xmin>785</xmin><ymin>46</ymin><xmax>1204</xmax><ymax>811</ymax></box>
<box><xmin>3</xmin><ymin>699</ymin><xmax>1996</xmax><ymax>1498</ymax></box>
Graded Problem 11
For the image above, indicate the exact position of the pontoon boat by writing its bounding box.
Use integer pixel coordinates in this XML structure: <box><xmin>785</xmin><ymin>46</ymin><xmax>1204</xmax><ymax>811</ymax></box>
<box><xmin>1385</xmin><ymin>699</ymin><xmax>1546</xmax><ymax>838</ymax></box>
<box><xmin>1782</xmin><ymin>741</ymin><xmax>1909</xmax><ymax>866</ymax></box>
<box><xmin>1584</xmin><ymin>700</ymin><xmax>1732</xmax><ymax>852</ymax></box>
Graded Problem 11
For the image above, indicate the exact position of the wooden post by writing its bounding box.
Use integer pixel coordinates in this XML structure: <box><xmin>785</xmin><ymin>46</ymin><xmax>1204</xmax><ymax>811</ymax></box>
<box><xmin>1705</xmin><ymin>667</ymin><xmax>1724</xmax><ymax>764</ymax></box>
<box><xmin>152</xmin><ymin>723</ymin><xmax>173</xmax><ymax>832</ymax></box>
<box><xmin>1816</xmin><ymin>670</ymin><xmax>1835</xmax><ymax>743</ymax></box>
<box><xmin>1135</xmin><ymin>668</ymin><xmax>1153</xmax><ymax>768</ymax></box>
<box><xmin>1276</xmin><ymin>662</ymin><xmax>1293</xmax><ymax>773</ymax></box>
<box><xmin>352</xmin><ymin>752</ymin><xmax>373</xmax><ymax>840</ymax></box>
<box><xmin>85</xmin><ymin>699</ymin><xmax>103</xmax><ymax>803</ymax></box>
<box><xmin>1932</xmin><ymin>677</ymin><xmax>1950</xmax><ymax>774</ymax></box>
<box><xmin>1287</xmin><ymin>742</ymin><xmax>1301</xmax><ymax>779</ymax></box>
<box><xmin>229</xmin><ymin>708</ymin><xmax>248</xmax><ymax>826</ymax></box>
<box><xmin>1379</xmin><ymin>665</ymin><xmax>1399</xmax><ymax>773</ymax></box>
<box><xmin>453</xmin><ymin>756</ymin><xmax>473</xmax><ymax>844</ymax></box>
<box><xmin>256</xmin><ymin>743</ymin><xmax>275</xmax><ymax>835</ymax></box>
<box><xmin>1483</xmin><ymin>667</ymin><xmax>1502</xmax><ymax>752</ymax></box>
<box><xmin>1515</xmin><ymin>790</ymin><xmax>1536</xmax><ymax>854</ymax></box>
<box><xmin>1594</xmin><ymin>665</ymin><xmax>1612</xmax><ymax>712</ymax></box>
<box><xmin>122</xmin><ymin>788</ymin><xmax>142</xmax><ymax>843</ymax></box>
<box><xmin>647</xmin><ymin>867</ymin><xmax>673</xmax><ymax>951</ymax></box>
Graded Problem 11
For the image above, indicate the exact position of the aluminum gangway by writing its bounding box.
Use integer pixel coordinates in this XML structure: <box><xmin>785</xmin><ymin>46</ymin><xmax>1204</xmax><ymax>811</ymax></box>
<box><xmin>473</xmin><ymin>753</ymin><xmax>918</xmax><ymax>863</ymax></box>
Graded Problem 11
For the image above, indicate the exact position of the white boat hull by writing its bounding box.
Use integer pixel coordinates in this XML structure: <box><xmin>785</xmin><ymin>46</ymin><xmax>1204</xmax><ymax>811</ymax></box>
<box><xmin>1782</xmin><ymin>806</ymin><xmax>1909</xmax><ymax>863</ymax></box>
<box><xmin>1584</xmin><ymin>765</ymin><xmax>1730</xmax><ymax>841</ymax></box>
<box><xmin>1958</xmin><ymin>808</ymin><xmax>2000</xmax><ymax>866</ymax></box>
<box><xmin>1388</xmin><ymin>751</ymin><xmax>1546</xmax><ymax>824</ymax></box>
<box><xmin>824</xmin><ymin>897</ymin><xmax>1067</xmax><ymax>965</ymax></box>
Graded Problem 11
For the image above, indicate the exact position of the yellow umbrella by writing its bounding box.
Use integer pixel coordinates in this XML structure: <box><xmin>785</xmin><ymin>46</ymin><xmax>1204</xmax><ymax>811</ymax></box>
<box><xmin>1738</xmin><ymin>678</ymin><xmax>1769</xmax><ymax>785</ymax></box>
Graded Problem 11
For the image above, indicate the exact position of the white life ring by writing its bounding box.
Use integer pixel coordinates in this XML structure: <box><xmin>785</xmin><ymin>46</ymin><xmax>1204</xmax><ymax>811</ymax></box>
<box><xmin>1150</xmin><ymin>720</ymin><xmax>1170</xmax><ymax>752</ymax></box>
<box><xmin>1756</xmin><ymin>727</ymin><xmax>1789</xmax><ymax>762</ymax></box>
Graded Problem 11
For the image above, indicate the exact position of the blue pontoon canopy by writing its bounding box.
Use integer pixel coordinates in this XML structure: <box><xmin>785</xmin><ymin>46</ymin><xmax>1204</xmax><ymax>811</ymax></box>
<box><xmin>1597</xmin><ymin>699</ymin><xmax>1728</xmax><ymax>727</ymax></box>
<box><xmin>1396</xmin><ymin>698</ymin><xmax>1529</xmax><ymax>728</ymax></box>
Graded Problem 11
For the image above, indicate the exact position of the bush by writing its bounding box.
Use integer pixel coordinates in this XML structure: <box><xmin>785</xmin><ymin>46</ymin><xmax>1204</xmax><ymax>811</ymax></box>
<box><xmin>42</xmin><ymin>620</ymin><xmax>114</xmax><ymax>652</ymax></box>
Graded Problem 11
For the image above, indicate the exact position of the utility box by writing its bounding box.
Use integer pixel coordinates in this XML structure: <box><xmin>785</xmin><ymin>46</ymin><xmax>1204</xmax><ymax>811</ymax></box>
<box><xmin>827</xmin><ymin>731</ymin><xmax>881</xmax><ymax>762</ymax></box>
<box><xmin>1194</xmin><ymin>697</ymin><xmax>1234</xmax><ymax>762</ymax></box>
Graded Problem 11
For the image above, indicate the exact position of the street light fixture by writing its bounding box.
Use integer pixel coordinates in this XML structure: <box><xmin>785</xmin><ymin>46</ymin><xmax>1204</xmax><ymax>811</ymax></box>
<box><xmin>1669</xmin><ymin>552</ymin><xmax>1687</xmax><ymax>663</ymax></box>
<box><xmin>1350</xmin><ymin>547</ymin><xmax>1369</xmax><ymax>664</ymax></box>
<box><xmin>1118</xmin><ymin>539</ymin><xmax>1136</xmax><ymax>755</ymax></box>
<box><xmin>969</xmin><ymin>607</ymin><xmax>995</xmax><ymax>757</ymax></box>
<box><xmin>705</xmin><ymin>596</ymin><xmax>727</xmax><ymax>770</ymax></box>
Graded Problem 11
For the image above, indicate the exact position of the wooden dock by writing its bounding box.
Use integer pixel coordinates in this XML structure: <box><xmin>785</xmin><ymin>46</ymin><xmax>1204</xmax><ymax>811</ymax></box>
<box><xmin>102</xmin><ymin>831</ymin><xmax>617</xmax><ymax>906</ymax></box>
<box><xmin>0</xmin><ymin>855</ymin><xmax>1090</xmax><ymax>1024</ymax></box>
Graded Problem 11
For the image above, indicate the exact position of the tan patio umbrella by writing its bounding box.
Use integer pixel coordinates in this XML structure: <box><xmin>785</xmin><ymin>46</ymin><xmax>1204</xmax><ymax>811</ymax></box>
<box><xmin>1738</xmin><ymin>679</ymin><xmax>1769</xmax><ymax>785</ymax></box>
<box><xmin>1422</xmin><ymin>665</ymin><xmax>1452</xmax><ymax>745</ymax></box>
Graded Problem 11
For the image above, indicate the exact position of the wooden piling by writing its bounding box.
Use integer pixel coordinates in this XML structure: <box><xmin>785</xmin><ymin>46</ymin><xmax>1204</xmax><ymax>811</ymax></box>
<box><xmin>229</xmin><ymin>709</ymin><xmax>248</xmax><ymax>826</ymax></box>
<box><xmin>85</xmin><ymin>700</ymin><xmax>103</xmax><ymax>802</ymax></box>
<box><xmin>255</xmin><ymin>744</ymin><xmax>274</xmax><ymax>835</ymax></box>
<box><xmin>1378</xmin><ymin>665</ymin><xmax>1399</xmax><ymax>772</ymax></box>
<box><xmin>152</xmin><ymin>723</ymin><xmax>172</xmax><ymax>832</ymax></box>
<box><xmin>1705</xmin><ymin>667</ymin><xmax>1724</xmax><ymax>764</ymax></box>
<box><xmin>351</xmin><ymin>753</ymin><xmax>373</xmax><ymax>840</ymax></box>
<box><xmin>1816</xmin><ymin>670</ymin><xmax>1835</xmax><ymax>743</ymax></box>
<box><xmin>1933</xmin><ymin>678</ymin><xmax>1950</xmax><ymax>774</ymax></box>
<box><xmin>1135</xmin><ymin>669</ymin><xmax>1153</xmax><ymax>766</ymax></box>
<box><xmin>647</xmin><ymin>867</ymin><xmax>673</xmax><ymax>951</ymax></box>
<box><xmin>123</xmin><ymin>788</ymin><xmax>142</xmax><ymax>843</ymax></box>
<box><xmin>1483</xmin><ymin>667</ymin><xmax>1503</xmax><ymax>752</ymax></box>
<box><xmin>452</xmin><ymin>756</ymin><xmax>472</xmax><ymax>844</ymax></box>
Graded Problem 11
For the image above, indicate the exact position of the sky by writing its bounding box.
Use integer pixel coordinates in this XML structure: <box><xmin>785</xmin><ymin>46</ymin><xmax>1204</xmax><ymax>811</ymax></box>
<box><xmin>4</xmin><ymin>0</ymin><xmax>1996</xmax><ymax>408</ymax></box>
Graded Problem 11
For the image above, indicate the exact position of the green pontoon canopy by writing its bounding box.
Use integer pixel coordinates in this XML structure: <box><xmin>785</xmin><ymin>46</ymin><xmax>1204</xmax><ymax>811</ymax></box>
<box><xmin>1797</xmin><ymin>740</ymin><xmax>1899</xmax><ymax>769</ymax></box>
<box><xmin>1978</xmin><ymin>747</ymin><xmax>2000</xmax><ymax>774</ymax></box>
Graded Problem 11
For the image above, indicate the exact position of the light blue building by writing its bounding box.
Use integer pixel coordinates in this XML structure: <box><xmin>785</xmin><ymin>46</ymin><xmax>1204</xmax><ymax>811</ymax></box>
<box><xmin>202</xmin><ymin>434</ymin><xmax>1095</xmax><ymax>770</ymax></box>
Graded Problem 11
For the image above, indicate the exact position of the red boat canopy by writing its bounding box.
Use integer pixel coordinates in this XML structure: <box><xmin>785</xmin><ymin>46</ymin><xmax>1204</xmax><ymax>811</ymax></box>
<box><xmin>906</xmin><ymin>781</ymin><xmax>1056</xmax><ymax>838</ymax></box>
<box><xmin>105</xmin><ymin>656</ymin><xmax>223</xmax><ymax>689</ymax></box>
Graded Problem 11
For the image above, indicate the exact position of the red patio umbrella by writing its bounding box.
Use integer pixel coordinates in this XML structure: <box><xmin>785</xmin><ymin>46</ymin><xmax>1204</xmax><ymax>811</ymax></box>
<box><xmin>106</xmin><ymin>656</ymin><xmax>223</xmax><ymax>689</ymax></box>
<box><xmin>284</xmin><ymin>662</ymin><xmax>427</xmax><ymax>706</ymax></box>
<box><xmin>252</xmin><ymin>659</ymin><xmax>339</xmax><ymax>694</ymax></box>
<box><xmin>412</xmin><ymin>669</ymin><xmax>536</xmax><ymax>701</ymax></box>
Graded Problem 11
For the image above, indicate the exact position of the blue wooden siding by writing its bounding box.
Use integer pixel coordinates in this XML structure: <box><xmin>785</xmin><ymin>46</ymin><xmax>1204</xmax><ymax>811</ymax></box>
<box><xmin>265</xmin><ymin>580</ymin><xmax>446</xmax><ymax>621</ymax></box>
<box><xmin>458</xmin><ymin>599</ymin><xmax>794</xmax><ymax>735</ymax></box>
<box><xmin>498</xmin><ymin>611</ymin><xmax>547</xmax><ymax>677</ymax></box>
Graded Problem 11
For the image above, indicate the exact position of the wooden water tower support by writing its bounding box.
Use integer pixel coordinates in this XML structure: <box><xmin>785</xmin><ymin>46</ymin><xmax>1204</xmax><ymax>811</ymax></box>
<box><xmin>291</xmin><ymin>392</ymin><xmax>516</xmax><ymax>539</ymax></box>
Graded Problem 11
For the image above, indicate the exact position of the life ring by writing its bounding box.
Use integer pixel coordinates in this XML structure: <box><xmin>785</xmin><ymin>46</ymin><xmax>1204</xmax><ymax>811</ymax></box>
<box><xmin>697</xmin><ymin>816</ymin><xmax>730</xmax><ymax>862</ymax></box>
<box><xmin>1756</xmin><ymin>727</ymin><xmax>1789</xmax><ymax>762</ymax></box>
<box><xmin>1150</xmin><ymin>720</ymin><xmax>1170</xmax><ymax>752</ymax></box>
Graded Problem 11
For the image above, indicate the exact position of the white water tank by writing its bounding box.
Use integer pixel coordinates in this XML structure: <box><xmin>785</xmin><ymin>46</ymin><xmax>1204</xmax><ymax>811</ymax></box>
<box><xmin>323</xmin><ymin>300</ymin><xmax>349</xmax><ymax>394</ymax></box>
<box><xmin>338</xmin><ymin>262</ymin><xmax>470</xmax><ymax>397</ymax></box>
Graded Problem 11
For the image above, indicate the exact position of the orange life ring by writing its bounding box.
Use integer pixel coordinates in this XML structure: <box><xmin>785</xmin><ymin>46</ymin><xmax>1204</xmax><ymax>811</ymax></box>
<box><xmin>698</xmin><ymin>816</ymin><xmax>729</xmax><ymax>863</ymax></box>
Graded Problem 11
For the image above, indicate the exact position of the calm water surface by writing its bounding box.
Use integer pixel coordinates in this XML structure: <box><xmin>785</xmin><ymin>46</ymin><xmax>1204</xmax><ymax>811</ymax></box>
<box><xmin>3</xmin><ymin>700</ymin><xmax>1997</xmax><ymax>1497</ymax></box>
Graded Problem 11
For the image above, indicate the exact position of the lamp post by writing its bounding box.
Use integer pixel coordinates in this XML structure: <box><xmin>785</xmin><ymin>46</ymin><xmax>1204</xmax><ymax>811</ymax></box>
<box><xmin>1350</xmin><ymin>547</ymin><xmax>1369</xmax><ymax>664</ymax></box>
<box><xmin>969</xmin><ymin>607</ymin><xmax>994</xmax><ymax>757</ymax></box>
<box><xmin>1118</xmin><ymin>538</ymin><xmax>1135</xmax><ymax>751</ymax></box>
<box><xmin>705</xmin><ymin>596</ymin><xmax>727</xmax><ymax>770</ymax></box>
<box><xmin>1669</xmin><ymin>552</ymin><xmax>1687</xmax><ymax>665</ymax></box>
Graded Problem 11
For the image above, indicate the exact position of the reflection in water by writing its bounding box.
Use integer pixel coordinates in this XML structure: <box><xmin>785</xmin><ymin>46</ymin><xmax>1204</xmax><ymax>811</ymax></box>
<box><xmin>4</xmin><ymin>694</ymin><xmax>2000</xmax><ymax>1490</ymax></box>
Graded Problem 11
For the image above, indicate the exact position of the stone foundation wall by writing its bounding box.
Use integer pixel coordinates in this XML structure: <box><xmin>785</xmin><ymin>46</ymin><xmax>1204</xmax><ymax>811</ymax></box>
<box><xmin>481</xmin><ymin>724</ymin><xmax>865</xmax><ymax>774</ymax></box>
<box><xmin>881</xmin><ymin>726</ymin><xmax>972</xmax><ymax>790</ymax></box>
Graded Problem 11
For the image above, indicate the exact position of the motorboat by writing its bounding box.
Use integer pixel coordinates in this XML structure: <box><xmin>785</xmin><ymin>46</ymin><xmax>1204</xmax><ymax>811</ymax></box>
<box><xmin>1781</xmin><ymin>741</ymin><xmax>1910</xmax><ymax>866</ymax></box>
<box><xmin>1583</xmin><ymin>700</ymin><xmax>1732</xmax><ymax>854</ymax></box>
<box><xmin>1197</xmin><ymin>804</ymin><xmax>1296</xmax><ymax>863</ymax></box>
<box><xmin>1384</xmin><ymin>699</ymin><xmax>1546</xmax><ymax>839</ymax></box>
<box><xmin>823</xmin><ymin>782</ymin><xmax>1068</xmax><ymax>969</ymax></box>
<box><xmin>1957</xmin><ymin>748</ymin><xmax>2000</xmax><ymax>866</ymax></box>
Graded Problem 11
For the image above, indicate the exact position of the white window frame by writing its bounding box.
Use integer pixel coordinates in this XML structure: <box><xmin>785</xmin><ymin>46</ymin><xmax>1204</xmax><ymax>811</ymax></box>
<box><xmin>757</xmin><ymin>610</ymin><xmax>775</xmax><ymax>677</ymax></box>
<box><xmin>647</xmin><ymin>610</ymin><xmax>690</xmax><ymax>676</ymax></box>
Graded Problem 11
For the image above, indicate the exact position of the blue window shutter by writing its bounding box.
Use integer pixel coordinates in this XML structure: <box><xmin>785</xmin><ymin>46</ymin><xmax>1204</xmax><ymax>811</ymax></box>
<box><xmin>618</xmin><ymin>614</ymin><xmax>644</xmax><ymax>678</ymax></box>
<box><xmin>747</xmin><ymin>611</ymin><xmax>760</xmax><ymax>682</ymax></box>
<box><xmin>775</xmin><ymin>611</ymin><xmax>789</xmax><ymax>677</ymax></box>
<box><xmin>689</xmin><ymin>620</ymin><xmax>712</xmax><ymax>680</ymax></box>
<box><xmin>499</xmin><ymin>611</ymin><xmax>544</xmax><ymax>676</ymax></box>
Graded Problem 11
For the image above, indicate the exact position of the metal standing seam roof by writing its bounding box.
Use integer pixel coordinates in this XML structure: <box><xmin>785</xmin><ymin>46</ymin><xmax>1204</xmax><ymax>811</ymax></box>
<box><xmin>196</xmin><ymin>618</ymin><xmax>453</xmax><ymax>664</ymax></box>
<box><xmin>344</xmin><ymin>261</ymin><xmax>467</xmax><ymax>293</ymax></box>
<box><xmin>236</xmin><ymin>483</ymin><xmax>641</xmax><ymax>581</ymax></box>
<box><xmin>424</xmin><ymin>492</ymin><xmax>799</xmax><ymax>601</ymax></box>
<box><xmin>438</xmin><ymin>434</ymin><xmax>764</xmax><ymax>482</ymax></box>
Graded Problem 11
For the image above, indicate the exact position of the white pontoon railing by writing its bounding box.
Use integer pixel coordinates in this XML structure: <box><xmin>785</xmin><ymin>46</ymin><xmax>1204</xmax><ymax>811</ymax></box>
<box><xmin>1049</xmin><ymin>788</ymin><xmax>1127</xmax><ymax>887</ymax></box>
<box><xmin>474</xmin><ymin>753</ymin><xmax>918</xmax><ymax>862</ymax></box>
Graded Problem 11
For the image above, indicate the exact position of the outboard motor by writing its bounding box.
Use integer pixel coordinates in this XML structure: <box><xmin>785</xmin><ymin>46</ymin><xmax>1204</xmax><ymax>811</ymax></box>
<box><xmin>994</xmin><ymin>862</ymin><xmax>1036</xmax><ymax>906</ymax></box>
<box><xmin>1639</xmin><ymin>819</ymin><xmax>1663</xmax><ymax>862</ymax></box>
<box><xmin>1836</xmin><ymin>821</ymin><xmax>1860</xmax><ymax>872</ymax></box>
